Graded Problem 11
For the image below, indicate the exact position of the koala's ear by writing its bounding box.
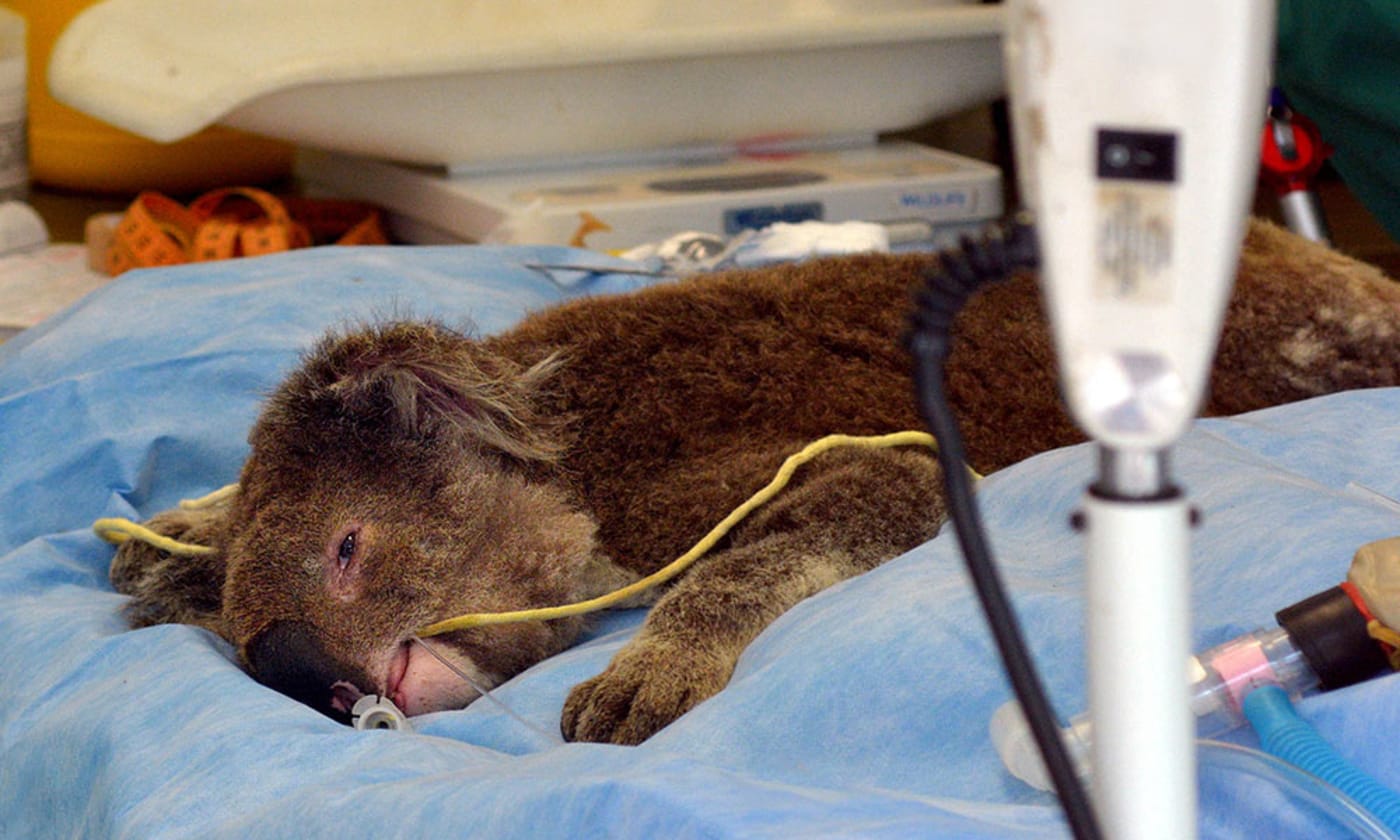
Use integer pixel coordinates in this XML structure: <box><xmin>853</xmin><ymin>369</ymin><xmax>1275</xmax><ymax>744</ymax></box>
<box><xmin>108</xmin><ymin>496</ymin><xmax>232</xmax><ymax>640</ymax></box>
<box><xmin>283</xmin><ymin>321</ymin><xmax>568</xmax><ymax>465</ymax></box>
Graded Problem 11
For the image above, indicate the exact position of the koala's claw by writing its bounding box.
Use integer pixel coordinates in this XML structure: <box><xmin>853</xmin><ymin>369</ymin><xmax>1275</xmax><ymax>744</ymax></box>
<box><xmin>561</xmin><ymin>641</ymin><xmax>732</xmax><ymax>745</ymax></box>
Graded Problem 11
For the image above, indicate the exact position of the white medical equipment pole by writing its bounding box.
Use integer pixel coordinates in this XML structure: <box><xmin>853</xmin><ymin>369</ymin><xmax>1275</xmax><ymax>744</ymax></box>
<box><xmin>1002</xmin><ymin>2</ymin><xmax>1275</xmax><ymax>837</ymax></box>
<box><xmin>1082</xmin><ymin>453</ymin><xmax>1195</xmax><ymax>837</ymax></box>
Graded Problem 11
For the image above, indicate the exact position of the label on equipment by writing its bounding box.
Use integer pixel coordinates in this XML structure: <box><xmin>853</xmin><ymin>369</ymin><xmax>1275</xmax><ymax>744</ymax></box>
<box><xmin>1094</xmin><ymin>129</ymin><xmax>1178</xmax><ymax>303</ymax></box>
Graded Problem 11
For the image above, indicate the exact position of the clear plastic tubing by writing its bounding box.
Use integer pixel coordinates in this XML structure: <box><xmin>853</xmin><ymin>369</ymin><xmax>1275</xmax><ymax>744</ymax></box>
<box><xmin>990</xmin><ymin>730</ymin><xmax>1400</xmax><ymax>838</ymax></box>
<box><xmin>1197</xmin><ymin>739</ymin><xmax>1400</xmax><ymax>840</ymax></box>
<box><xmin>993</xmin><ymin>627</ymin><xmax>1319</xmax><ymax>790</ymax></box>
<box><xmin>993</xmin><ymin>627</ymin><xmax>1400</xmax><ymax>836</ymax></box>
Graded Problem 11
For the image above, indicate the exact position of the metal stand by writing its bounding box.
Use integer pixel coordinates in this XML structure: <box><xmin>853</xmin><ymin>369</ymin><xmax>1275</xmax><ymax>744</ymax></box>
<box><xmin>1085</xmin><ymin>448</ymin><xmax>1197</xmax><ymax>839</ymax></box>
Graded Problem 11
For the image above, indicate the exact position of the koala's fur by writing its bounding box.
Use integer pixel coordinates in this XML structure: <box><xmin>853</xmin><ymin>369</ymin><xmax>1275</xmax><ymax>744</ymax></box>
<box><xmin>111</xmin><ymin>220</ymin><xmax>1400</xmax><ymax>744</ymax></box>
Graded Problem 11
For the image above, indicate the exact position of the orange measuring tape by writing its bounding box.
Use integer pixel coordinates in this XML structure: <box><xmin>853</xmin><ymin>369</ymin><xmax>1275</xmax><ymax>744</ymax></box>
<box><xmin>103</xmin><ymin>187</ymin><xmax>389</xmax><ymax>276</ymax></box>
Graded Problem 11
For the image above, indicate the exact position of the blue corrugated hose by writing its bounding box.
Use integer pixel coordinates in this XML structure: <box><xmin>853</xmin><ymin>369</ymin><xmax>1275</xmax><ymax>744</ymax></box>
<box><xmin>1244</xmin><ymin>684</ymin><xmax>1400</xmax><ymax>832</ymax></box>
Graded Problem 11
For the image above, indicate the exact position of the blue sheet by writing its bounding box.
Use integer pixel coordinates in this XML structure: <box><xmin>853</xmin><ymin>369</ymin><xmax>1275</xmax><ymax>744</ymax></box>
<box><xmin>4</xmin><ymin>244</ymin><xmax>1400</xmax><ymax>838</ymax></box>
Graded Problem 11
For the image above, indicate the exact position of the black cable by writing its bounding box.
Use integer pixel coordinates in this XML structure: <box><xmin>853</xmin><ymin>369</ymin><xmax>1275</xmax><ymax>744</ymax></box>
<box><xmin>906</xmin><ymin>217</ymin><xmax>1104</xmax><ymax>840</ymax></box>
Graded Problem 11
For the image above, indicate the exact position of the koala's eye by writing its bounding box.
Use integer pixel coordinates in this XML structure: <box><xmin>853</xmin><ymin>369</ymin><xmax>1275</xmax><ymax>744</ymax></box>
<box><xmin>336</xmin><ymin>530</ymin><xmax>358</xmax><ymax>571</ymax></box>
<box><xmin>325</xmin><ymin>524</ymin><xmax>366</xmax><ymax>600</ymax></box>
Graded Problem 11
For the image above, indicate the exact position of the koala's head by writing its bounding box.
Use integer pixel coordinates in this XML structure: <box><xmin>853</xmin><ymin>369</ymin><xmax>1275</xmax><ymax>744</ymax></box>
<box><xmin>191</xmin><ymin>322</ymin><xmax>616</xmax><ymax>721</ymax></box>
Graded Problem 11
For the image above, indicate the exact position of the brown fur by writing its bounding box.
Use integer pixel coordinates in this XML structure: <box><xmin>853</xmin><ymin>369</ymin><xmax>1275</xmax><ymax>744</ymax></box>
<box><xmin>110</xmin><ymin>219</ymin><xmax>1400</xmax><ymax>744</ymax></box>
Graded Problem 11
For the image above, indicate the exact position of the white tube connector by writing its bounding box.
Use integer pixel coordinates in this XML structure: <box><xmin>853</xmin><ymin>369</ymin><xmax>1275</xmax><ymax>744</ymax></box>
<box><xmin>351</xmin><ymin>694</ymin><xmax>412</xmax><ymax>732</ymax></box>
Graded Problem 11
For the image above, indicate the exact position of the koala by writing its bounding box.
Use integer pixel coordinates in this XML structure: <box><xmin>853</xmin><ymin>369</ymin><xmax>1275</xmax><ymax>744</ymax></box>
<box><xmin>110</xmin><ymin>220</ymin><xmax>1400</xmax><ymax>745</ymax></box>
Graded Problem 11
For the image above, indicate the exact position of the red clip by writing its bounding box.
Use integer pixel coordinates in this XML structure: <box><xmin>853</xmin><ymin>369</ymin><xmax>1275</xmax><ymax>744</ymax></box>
<box><xmin>1260</xmin><ymin>110</ymin><xmax>1331</xmax><ymax>196</ymax></box>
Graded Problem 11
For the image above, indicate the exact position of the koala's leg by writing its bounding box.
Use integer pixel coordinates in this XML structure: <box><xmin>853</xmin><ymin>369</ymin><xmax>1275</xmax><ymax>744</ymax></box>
<box><xmin>561</xmin><ymin>445</ymin><xmax>946</xmax><ymax>745</ymax></box>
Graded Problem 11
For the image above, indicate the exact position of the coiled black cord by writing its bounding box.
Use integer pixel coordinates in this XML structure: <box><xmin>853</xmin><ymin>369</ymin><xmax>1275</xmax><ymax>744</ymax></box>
<box><xmin>907</xmin><ymin>217</ymin><xmax>1104</xmax><ymax>840</ymax></box>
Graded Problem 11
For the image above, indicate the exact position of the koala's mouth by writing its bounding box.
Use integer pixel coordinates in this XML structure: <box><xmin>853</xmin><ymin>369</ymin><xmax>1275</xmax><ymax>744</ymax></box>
<box><xmin>385</xmin><ymin>642</ymin><xmax>411</xmax><ymax>710</ymax></box>
<box><xmin>319</xmin><ymin>637</ymin><xmax>494</xmax><ymax>720</ymax></box>
<box><xmin>326</xmin><ymin>642</ymin><xmax>411</xmax><ymax>716</ymax></box>
<box><xmin>386</xmin><ymin>636</ymin><xmax>495</xmax><ymax>717</ymax></box>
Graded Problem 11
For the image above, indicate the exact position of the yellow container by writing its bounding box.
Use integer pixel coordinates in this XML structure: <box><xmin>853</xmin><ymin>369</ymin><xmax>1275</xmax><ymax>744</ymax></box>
<box><xmin>4</xmin><ymin>0</ymin><xmax>292</xmax><ymax>195</ymax></box>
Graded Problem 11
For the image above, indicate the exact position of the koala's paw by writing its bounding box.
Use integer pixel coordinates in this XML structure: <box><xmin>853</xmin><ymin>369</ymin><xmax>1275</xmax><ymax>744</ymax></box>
<box><xmin>109</xmin><ymin>508</ymin><xmax>195</xmax><ymax>579</ymax></box>
<box><xmin>108</xmin><ymin>505</ymin><xmax>229</xmax><ymax>635</ymax></box>
<box><xmin>561</xmin><ymin>638</ymin><xmax>733</xmax><ymax>745</ymax></box>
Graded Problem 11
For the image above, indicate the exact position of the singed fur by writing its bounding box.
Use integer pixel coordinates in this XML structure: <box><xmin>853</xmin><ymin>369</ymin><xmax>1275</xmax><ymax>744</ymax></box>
<box><xmin>111</xmin><ymin>220</ymin><xmax>1400</xmax><ymax>744</ymax></box>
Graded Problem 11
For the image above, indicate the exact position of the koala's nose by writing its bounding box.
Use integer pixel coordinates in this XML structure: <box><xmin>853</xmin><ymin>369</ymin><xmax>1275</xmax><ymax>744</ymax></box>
<box><xmin>245</xmin><ymin>619</ymin><xmax>370</xmax><ymax>724</ymax></box>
